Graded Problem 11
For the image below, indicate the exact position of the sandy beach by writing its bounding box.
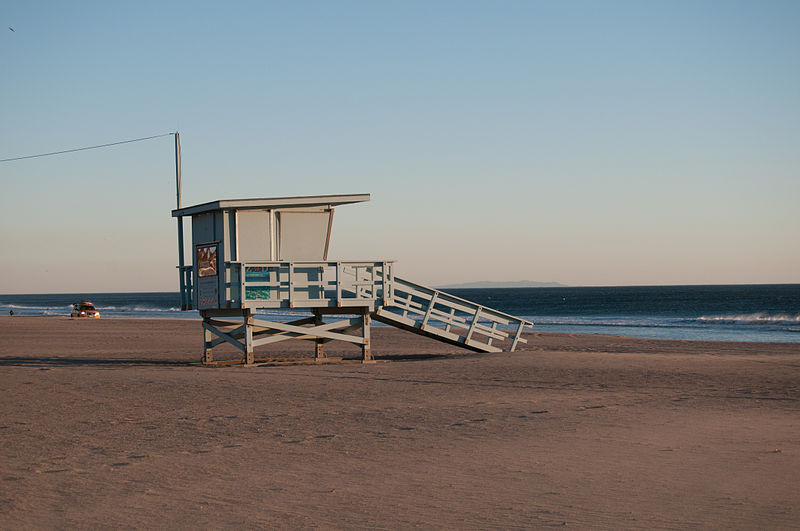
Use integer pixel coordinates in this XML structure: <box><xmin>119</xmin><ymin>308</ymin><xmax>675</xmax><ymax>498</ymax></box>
<box><xmin>1</xmin><ymin>316</ymin><xmax>798</xmax><ymax>529</ymax></box>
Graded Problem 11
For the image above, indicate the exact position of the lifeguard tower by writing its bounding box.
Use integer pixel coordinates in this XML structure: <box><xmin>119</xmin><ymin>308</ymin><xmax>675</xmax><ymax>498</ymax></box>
<box><xmin>172</xmin><ymin>193</ymin><xmax>532</xmax><ymax>364</ymax></box>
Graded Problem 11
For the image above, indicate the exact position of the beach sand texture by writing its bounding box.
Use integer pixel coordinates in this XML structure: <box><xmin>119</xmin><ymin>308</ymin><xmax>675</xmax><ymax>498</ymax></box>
<box><xmin>2</xmin><ymin>317</ymin><xmax>799</xmax><ymax>529</ymax></box>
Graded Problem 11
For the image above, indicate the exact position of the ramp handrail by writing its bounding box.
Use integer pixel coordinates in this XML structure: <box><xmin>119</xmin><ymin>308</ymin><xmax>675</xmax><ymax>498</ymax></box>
<box><xmin>393</xmin><ymin>277</ymin><xmax>532</xmax><ymax>326</ymax></box>
<box><xmin>378</xmin><ymin>275</ymin><xmax>533</xmax><ymax>352</ymax></box>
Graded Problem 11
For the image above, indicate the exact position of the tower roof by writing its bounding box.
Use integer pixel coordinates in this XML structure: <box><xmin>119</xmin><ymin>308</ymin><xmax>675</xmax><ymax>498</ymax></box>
<box><xmin>172</xmin><ymin>193</ymin><xmax>370</xmax><ymax>217</ymax></box>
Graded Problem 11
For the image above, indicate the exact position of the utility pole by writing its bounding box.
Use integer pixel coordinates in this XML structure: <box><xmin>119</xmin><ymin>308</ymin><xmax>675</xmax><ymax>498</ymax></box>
<box><xmin>175</xmin><ymin>132</ymin><xmax>187</xmax><ymax>309</ymax></box>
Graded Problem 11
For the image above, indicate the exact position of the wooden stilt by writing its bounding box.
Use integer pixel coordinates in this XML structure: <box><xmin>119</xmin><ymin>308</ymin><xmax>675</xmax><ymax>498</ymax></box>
<box><xmin>361</xmin><ymin>312</ymin><xmax>372</xmax><ymax>362</ymax></box>
<box><xmin>244</xmin><ymin>312</ymin><xmax>254</xmax><ymax>365</ymax></box>
<box><xmin>203</xmin><ymin>329</ymin><xmax>214</xmax><ymax>363</ymax></box>
<box><xmin>314</xmin><ymin>311</ymin><xmax>326</xmax><ymax>361</ymax></box>
<box><xmin>203</xmin><ymin>317</ymin><xmax>214</xmax><ymax>364</ymax></box>
<box><xmin>198</xmin><ymin>308</ymin><xmax>375</xmax><ymax>364</ymax></box>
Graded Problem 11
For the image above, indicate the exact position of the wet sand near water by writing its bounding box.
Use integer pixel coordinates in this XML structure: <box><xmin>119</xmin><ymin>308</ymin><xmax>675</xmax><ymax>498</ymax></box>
<box><xmin>1</xmin><ymin>316</ymin><xmax>799</xmax><ymax>528</ymax></box>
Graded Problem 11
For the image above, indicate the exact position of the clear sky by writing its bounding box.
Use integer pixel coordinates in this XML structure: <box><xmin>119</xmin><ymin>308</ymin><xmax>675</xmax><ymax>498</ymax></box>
<box><xmin>1</xmin><ymin>1</ymin><xmax>798</xmax><ymax>293</ymax></box>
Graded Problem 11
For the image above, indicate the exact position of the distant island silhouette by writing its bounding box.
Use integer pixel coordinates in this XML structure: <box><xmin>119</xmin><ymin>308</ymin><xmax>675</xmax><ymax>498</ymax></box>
<box><xmin>437</xmin><ymin>280</ymin><xmax>567</xmax><ymax>289</ymax></box>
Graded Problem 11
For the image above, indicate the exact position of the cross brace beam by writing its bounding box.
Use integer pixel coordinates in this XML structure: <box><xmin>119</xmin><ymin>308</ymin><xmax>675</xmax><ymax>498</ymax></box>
<box><xmin>200</xmin><ymin>310</ymin><xmax>372</xmax><ymax>365</ymax></box>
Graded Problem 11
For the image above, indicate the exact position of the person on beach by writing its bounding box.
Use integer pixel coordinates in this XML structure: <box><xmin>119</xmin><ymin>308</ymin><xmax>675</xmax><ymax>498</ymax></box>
<box><xmin>9</xmin><ymin>310</ymin><xmax>13</xmax><ymax>316</ymax></box>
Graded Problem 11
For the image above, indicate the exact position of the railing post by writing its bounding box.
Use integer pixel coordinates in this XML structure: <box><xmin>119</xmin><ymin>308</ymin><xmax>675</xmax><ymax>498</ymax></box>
<box><xmin>421</xmin><ymin>291</ymin><xmax>439</xmax><ymax>329</ymax></box>
<box><xmin>240</xmin><ymin>263</ymin><xmax>246</xmax><ymax>308</ymax></box>
<box><xmin>202</xmin><ymin>312</ymin><xmax>213</xmax><ymax>364</ymax></box>
<box><xmin>487</xmin><ymin>321</ymin><xmax>498</xmax><ymax>347</ymax></box>
<box><xmin>444</xmin><ymin>308</ymin><xmax>456</xmax><ymax>333</ymax></box>
<box><xmin>336</xmin><ymin>262</ymin><xmax>342</xmax><ymax>306</ymax></box>
<box><xmin>244</xmin><ymin>311</ymin><xmax>254</xmax><ymax>365</ymax></box>
<box><xmin>314</xmin><ymin>310</ymin><xmax>326</xmax><ymax>360</ymax></box>
<box><xmin>180</xmin><ymin>266</ymin><xmax>194</xmax><ymax>310</ymax></box>
<box><xmin>464</xmin><ymin>306</ymin><xmax>483</xmax><ymax>344</ymax></box>
<box><xmin>356</xmin><ymin>265</ymin><xmax>364</xmax><ymax>299</ymax></box>
<box><xmin>381</xmin><ymin>262</ymin><xmax>388</xmax><ymax>306</ymax></box>
<box><xmin>370</xmin><ymin>264</ymin><xmax>375</xmax><ymax>300</ymax></box>
<box><xmin>510</xmin><ymin>320</ymin><xmax>525</xmax><ymax>352</ymax></box>
<box><xmin>361</xmin><ymin>311</ymin><xmax>372</xmax><ymax>362</ymax></box>
<box><xmin>288</xmin><ymin>262</ymin><xmax>295</xmax><ymax>308</ymax></box>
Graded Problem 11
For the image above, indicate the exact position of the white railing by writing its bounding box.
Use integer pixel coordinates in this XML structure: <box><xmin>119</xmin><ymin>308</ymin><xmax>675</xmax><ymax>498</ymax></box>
<box><xmin>178</xmin><ymin>265</ymin><xmax>194</xmax><ymax>310</ymax></box>
<box><xmin>228</xmin><ymin>260</ymin><xmax>395</xmax><ymax>309</ymax></box>
<box><xmin>379</xmin><ymin>277</ymin><xmax>533</xmax><ymax>352</ymax></box>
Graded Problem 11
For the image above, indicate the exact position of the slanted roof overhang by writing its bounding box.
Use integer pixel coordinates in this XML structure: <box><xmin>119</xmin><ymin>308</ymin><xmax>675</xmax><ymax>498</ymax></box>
<box><xmin>172</xmin><ymin>193</ymin><xmax>370</xmax><ymax>217</ymax></box>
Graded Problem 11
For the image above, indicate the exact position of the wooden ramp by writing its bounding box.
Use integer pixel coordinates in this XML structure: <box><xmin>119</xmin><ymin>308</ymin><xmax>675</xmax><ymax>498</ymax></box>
<box><xmin>374</xmin><ymin>276</ymin><xmax>533</xmax><ymax>353</ymax></box>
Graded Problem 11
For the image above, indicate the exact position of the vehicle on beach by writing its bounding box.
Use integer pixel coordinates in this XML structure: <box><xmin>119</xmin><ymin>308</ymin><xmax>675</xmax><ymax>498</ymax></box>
<box><xmin>70</xmin><ymin>300</ymin><xmax>100</xmax><ymax>318</ymax></box>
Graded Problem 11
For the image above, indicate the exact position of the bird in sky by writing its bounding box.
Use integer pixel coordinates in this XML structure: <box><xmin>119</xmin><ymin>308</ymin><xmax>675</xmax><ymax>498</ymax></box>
<box><xmin>8</xmin><ymin>27</ymin><xmax>14</xmax><ymax>32</ymax></box>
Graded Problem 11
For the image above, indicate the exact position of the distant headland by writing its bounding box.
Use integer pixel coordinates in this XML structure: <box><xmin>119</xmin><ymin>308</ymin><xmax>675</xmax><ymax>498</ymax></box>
<box><xmin>437</xmin><ymin>280</ymin><xmax>568</xmax><ymax>289</ymax></box>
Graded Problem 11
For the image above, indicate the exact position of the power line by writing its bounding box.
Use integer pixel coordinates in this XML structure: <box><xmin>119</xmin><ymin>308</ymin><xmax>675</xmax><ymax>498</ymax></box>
<box><xmin>0</xmin><ymin>132</ymin><xmax>176</xmax><ymax>163</ymax></box>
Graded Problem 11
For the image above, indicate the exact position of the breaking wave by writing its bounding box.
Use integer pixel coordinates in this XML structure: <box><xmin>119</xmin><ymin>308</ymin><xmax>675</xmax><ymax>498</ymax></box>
<box><xmin>694</xmin><ymin>313</ymin><xmax>800</xmax><ymax>326</ymax></box>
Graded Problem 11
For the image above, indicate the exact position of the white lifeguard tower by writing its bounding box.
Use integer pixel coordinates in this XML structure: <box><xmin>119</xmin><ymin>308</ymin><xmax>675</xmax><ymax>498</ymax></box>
<box><xmin>172</xmin><ymin>193</ymin><xmax>532</xmax><ymax>365</ymax></box>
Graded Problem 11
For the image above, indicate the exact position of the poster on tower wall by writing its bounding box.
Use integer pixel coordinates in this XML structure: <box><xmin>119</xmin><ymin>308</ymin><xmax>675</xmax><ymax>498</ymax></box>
<box><xmin>196</xmin><ymin>244</ymin><xmax>219</xmax><ymax>309</ymax></box>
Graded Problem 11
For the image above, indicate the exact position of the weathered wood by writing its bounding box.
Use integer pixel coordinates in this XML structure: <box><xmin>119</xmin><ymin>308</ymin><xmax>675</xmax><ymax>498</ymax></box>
<box><xmin>206</xmin><ymin>324</ymin><xmax>247</xmax><ymax>349</ymax></box>
<box><xmin>464</xmin><ymin>307</ymin><xmax>482</xmax><ymax>344</ymax></box>
<box><xmin>203</xmin><ymin>320</ymin><xmax>246</xmax><ymax>352</ymax></box>
<box><xmin>250</xmin><ymin>317</ymin><xmax>368</xmax><ymax>348</ymax></box>
<box><xmin>362</xmin><ymin>313</ymin><xmax>372</xmax><ymax>362</ymax></box>
<box><xmin>391</xmin><ymin>277</ymin><xmax>522</xmax><ymax>325</ymax></box>
<box><xmin>444</xmin><ymin>307</ymin><xmax>456</xmax><ymax>333</ymax></box>
<box><xmin>314</xmin><ymin>305</ymin><xmax>373</xmax><ymax>316</ymax></box>
<box><xmin>487</xmin><ymin>321</ymin><xmax>498</xmax><ymax>347</ymax></box>
<box><xmin>380</xmin><ymin>301</ymin><xmax>509</xmax><ymax>342</ymax></box>
<box><xmin>373</xmin><ymin>308</ymin><xmax>502</xmax><ymax>353</ymax></box>
<box><xmin>203</xmin><ymin>324</ymin><xmax>214</xmax><ymax>363</ymax></box>
<box><xmin>244</xmin><ymin>314</ymin><xmax>254</xmax><ymax>364</ymax></box>
<box><xmin>205</xmin><ymin>318</ymin><xmax>245</xmax><ymax>328</ymax></box>
<box><xmin>314</xmin><ymin>312</ymin><xmax>325</xmax><ymax>360</ymax></box>
<box><xmin>316</xmin><ymin>320</ymin><xmax>365</xmax><ymax>345</ymax></box>
<box><xmin>510</xmin><ymin>320</ymin><xmax>526</xmax><ymax>352</ymax></box>
<box><xmin>335</xmin><ymin>262</ymin><xmax>342</xmax><ymax>304</ymax></box>
<box><xmin>421</xmin><ymin>291</ymin><xmax>439</xmax><ymax>328</ymax></box>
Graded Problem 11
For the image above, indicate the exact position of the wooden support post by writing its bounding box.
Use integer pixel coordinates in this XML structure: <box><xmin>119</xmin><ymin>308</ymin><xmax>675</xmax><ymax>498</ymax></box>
<box><xmin>361</xmin><ymin>312</ymin><xmax>372</xmax><ymax>362</ymax></box>
<box><xmin>203</xmin><ymin>317</ymin><xmax>214</xmax><ymax>364</ymax></box>
<box><xmin>314</xmin><ymin>311</ymin><xmax>326</xmax><ymax>361</ymax></box>
<box><xmin>244</xmin><ymin>312</ymin><xmax>254</xmax><ymax>365</ymax></box>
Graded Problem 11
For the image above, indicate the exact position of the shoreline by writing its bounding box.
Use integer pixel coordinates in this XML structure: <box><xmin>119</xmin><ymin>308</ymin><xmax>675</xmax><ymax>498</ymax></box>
<box><xmin>3</xmin><ymin>314</ymin><xmax>799</xmax><ymax>348</ymax></box>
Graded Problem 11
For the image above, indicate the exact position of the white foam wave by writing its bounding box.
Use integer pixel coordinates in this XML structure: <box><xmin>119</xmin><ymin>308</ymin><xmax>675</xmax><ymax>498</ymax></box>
<box><xmin>695</xmin><ymin>313</ymin><xmax>800</xmax><ymax>325</ymax></box>
<box><xmin>107</xmin><ymin>305</ymin><xmax>181</xmax><ymax>313</ymax></box>
<box><xmin>1</xmin><ymin>302</ymin><xmax>180</xmax><ymax>315</ymax></box>
<box><xmin>3</xmin><ymin>303</ymin><xmax>72</xmax><ymax>311</ymax></box>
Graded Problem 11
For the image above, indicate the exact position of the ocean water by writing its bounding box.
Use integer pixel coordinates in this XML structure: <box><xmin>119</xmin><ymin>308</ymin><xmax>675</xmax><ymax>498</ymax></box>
<box><xmin>1</xmin><ymin>284</ymin><xmax>798</xmax><ymax>343</ymax></box>
<box><xmin>447</xmin><ymin>284</ymin><xmax>799</xmax><ymax>343</ymax></box>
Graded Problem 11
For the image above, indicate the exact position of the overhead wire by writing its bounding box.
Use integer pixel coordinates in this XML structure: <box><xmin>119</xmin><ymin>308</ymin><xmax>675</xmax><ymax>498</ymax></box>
<box><xmin>0</xmin><ymin>132</ymin><xmax>176</xmax><ymax>163</ymax></box>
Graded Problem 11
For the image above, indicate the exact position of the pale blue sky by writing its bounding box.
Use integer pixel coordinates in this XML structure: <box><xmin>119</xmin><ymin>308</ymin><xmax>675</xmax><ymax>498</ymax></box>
<box><xmin>1</xmin><ymin>1</ymin><xmax>798</xmax><ymax>293</ymax></box>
